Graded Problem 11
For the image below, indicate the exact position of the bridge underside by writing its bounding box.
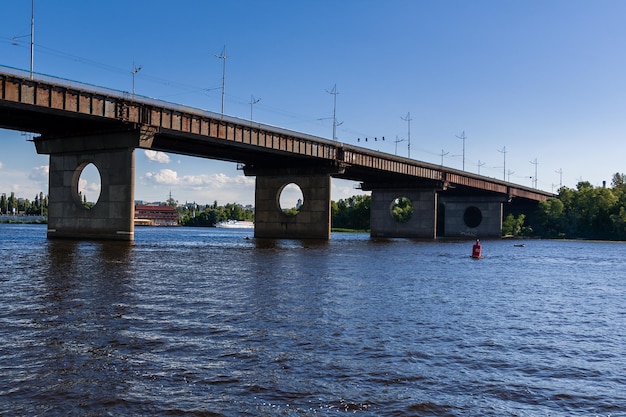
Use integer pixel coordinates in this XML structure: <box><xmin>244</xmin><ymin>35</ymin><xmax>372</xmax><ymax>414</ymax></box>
<box><xmin>31</xmin><ymin>128</ymin><xmax>529</xmax><ymax>241</ymax></box>
<box><xmin>31</xmin><ymin>128</ymin><xmax>538</xmax><ymax>241</ymax></box>
<box><xmin>1</xmin><ymin>69</ymin><xmax>552</xmax><ymax>241</ymax></box>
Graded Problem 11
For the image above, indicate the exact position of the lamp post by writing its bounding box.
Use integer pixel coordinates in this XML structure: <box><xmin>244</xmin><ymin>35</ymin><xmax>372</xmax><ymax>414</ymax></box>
<box><xmin>530</xmin><ymin>158</ymin><xmax>539</xmax><ymax>188</ymax></box>
<box><xmin>29</xmin><ymin>0</ymin><xmax>34</xmax><ymax>79</ymax></box>
<box><xmin>131</xmin><ymin>62</ymin><xmax>142</xmax><ymax>97</ymax></box>
<box><xmin>401</xmin><ymin>112</ymin><xmax>412</xmax><ymax>158</ymax></box>
<box><xmin>498</xmin><ymin>146</ymin><xmax>507</xmax><ymax>181</ymax></box>
<box><xmin>326</xmin><ymin>84</ymin><xmax>340</xmax><ymax>141</ymax></box>
<box><xmin>215</xmin><ymin>45</ymin><xmax>227</xmax><ymax>115</ymax></box>
<box><xmin>394</xmin><ymin>136</ymin><xmax>405</xmax><ymax>156</ymax></box>
<box><xmin>11</xmin><ymin>0</ymin><xmax>34</xmax><ymax>78</ymax></box>
<box><xmin>456</xmin><ymin>131</ymin><xmax>467</xmax><ymax>170</ymax></box>
<box><xmin>249</xmin><ymin>95</ymin><xmax>261</xmax><ymax>121</ymax></box>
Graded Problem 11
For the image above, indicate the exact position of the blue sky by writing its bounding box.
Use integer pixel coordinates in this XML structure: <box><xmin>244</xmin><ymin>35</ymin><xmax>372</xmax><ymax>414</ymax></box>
<box><xmin>1</xmin><ymin>0</ymin><xmax>626</xmax><ymax>206</ymax></box>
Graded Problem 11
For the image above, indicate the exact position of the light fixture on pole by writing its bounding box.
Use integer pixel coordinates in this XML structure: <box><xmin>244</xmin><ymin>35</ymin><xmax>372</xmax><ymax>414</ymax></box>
<box><xmin>401</xmin><ymin>112</ymin><xmax>412</xmax><ymax>158</ymax></box>
<box><xmin>249</xmin><ymin>95</ymin><xmax>261</xmax><ymax>121</ymax></box>
<box><xmin>477</xmin><ymin>160</ymin><xmax>486</xmax><ymax>175</ymax></box>
<box><xmin>131</xmin><ymin>61</ymin><xmax>142</xmax><ymax>97</ymax></box>
<box><xmin>440</xmin><ymin>149</ymin><xmax>449</xmax><ymax>166</ymax></box>
<box><xmin>507</xmin><ymin>169</ymin><xmax>515</xmax><ymax>182</ymax></box>
<box><xmin>30</xmin><ymin>0</ymin><xmax>34</xmax><ymax>79</ymax></box>
<box><xmin>394</xmin><ymin>135</ymin><xmax>406</xmax><ymax>156</ymax></box>
<box><xmin>11</xmin><ymin>0</ymin><xmax>35</xmax><ymax>78</ymax></box>
<box><xmin>325</xmin><ymin>84</ymin><xmax>342</xmax><ymax>141</ymax></box>
<box><xmin>215</xmin><ymin>45</ymin><xmax>227</xmax><ymax>115</ymax></box>
<box><xmin>497</xmin><ymin>146</ymin><xmax>507</xmax><ymax>181</ymax></box>
<box><xmin>456</xmin><ymin>131</ymin><xmax>467</xmax><ymax>170</ymax></box>
<box><xmin>530</xmin><ymin>158</ymin><xmax>539</xmax><ymax>188</ymax></box>
<box><xmin>555</xmin><ymin>168</ymin><xmax>563</xmax><ymax>188</ymax></box>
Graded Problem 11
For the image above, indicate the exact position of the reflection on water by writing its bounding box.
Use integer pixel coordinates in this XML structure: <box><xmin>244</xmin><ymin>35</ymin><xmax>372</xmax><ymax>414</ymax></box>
<box><xmin>1</xmin><ymin>224</ymin><xmax>625</xmax><ymax>416</ymax></box>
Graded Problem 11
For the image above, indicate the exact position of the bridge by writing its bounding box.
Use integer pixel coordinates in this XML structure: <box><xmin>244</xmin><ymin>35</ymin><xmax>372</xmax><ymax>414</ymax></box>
<box><xmin>0</xmin><ymin>66</ymin><xmax>553</xmax><ymax>240</ymax></box>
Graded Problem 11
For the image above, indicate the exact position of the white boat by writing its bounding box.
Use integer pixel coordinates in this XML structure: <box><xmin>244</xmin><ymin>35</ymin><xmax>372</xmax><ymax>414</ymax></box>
<box><xmin>215</xmin><ymin>220</ymin><xmax>254</xmax><ymax>229</ymax></box>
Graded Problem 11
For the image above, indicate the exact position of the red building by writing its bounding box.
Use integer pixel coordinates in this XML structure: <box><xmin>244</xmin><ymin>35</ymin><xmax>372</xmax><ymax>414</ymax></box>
<box><xmin>134</xmin><ymin>205</ymin><xmax>179</xmax><ymax>226</ymax></box>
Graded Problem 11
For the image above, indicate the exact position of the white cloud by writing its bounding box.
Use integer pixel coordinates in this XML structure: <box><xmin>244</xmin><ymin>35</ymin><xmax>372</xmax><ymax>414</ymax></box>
<box><xmin>144</xmin><ymin>168</ymin><xmax>180</xmax><ymax>185</ymax></box>
<box><xmin>140</xmin><ymin>169</ymin><xmax>256</xmax><ymax>203</ymax></box>
<box><xmin>28</xmin><ymin>165</ymin><xmax>49</xmax><ymax>182</ymax></box>
<box><xmin>0</xmin><ymin>161</ymin><xmax>4</xmax><ymax>169</ymax></box>
<box><xmin>144</xmin><ymin>150</ymin><xmax>171</xmax><ymax>164</ymax></box>
<box><xmin>143</xmin><ymin>169</ymin><xmax>254</xmax><ymax>189</ymax></box>
<box><xmin>78</xmin><ymin>178</ymin><xmax>101</xmax><ymax>200</ymax></box>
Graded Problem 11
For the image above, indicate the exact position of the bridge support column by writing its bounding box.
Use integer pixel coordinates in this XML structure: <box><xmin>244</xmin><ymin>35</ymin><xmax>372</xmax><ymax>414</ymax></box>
<box><xmin>370</xmin><ymin>188</ymin><xmax>438</xmax><ymax>239</ymax></box>
<box><xmin>35</xmin><ymin>131</ymin><xmax>140</xmax><ymax>240</ymax></box>
<box><xmin>250</xmin><ymin>170</ymin><xmax>332</xmax><ymax>240</ymax></box>
<box><xmin>439</xmin><ymin>195</ymin><xmax>507</xmax><ymax>238</ymax></box>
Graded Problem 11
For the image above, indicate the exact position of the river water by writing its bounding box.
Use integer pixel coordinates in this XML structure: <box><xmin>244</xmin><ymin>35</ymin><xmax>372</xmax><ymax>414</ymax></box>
<box><xmin>0</xmin><ymin>223</ymin><xmax>624</xmax><ymax>416</ymax></box>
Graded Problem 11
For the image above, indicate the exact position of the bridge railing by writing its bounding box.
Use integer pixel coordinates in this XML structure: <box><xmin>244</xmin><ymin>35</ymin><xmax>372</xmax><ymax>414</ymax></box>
<box><xmin>0</xmin><ymin>64</ymin><xmax>337</xmax><ymax>146</ymax></box>
<box><xmin>1</xmin><ymin>65</ymin><xmax>554</xmax><ymax>201</ymax></box>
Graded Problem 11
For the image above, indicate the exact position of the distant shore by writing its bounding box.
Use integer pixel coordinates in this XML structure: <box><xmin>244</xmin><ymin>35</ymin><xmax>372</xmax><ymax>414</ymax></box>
<box><xmin>0</xmin><ymin>215</ymin><xmax>47</xmax><ymax>224</ymax></box>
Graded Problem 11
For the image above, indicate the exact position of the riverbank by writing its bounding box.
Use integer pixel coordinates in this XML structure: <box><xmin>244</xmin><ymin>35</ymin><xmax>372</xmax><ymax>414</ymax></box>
<box><xmin>0</xmin><ymin>215</ymin><xmax>47</xmax><ymax>224</ymax></box>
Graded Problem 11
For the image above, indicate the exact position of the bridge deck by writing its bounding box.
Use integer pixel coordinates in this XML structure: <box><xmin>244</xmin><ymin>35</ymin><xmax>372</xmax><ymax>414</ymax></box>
<box><xmin>0</xmin><ymin>67</ymin><xmax>552</xmax><ymax>202</ymax></box>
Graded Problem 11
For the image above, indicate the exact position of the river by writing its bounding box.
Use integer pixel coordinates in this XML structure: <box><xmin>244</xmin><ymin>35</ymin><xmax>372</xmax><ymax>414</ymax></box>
<box><xmin>1</xmin><ymin>224</ymin><xmax>624</xmax><ymax>416</ymax></box>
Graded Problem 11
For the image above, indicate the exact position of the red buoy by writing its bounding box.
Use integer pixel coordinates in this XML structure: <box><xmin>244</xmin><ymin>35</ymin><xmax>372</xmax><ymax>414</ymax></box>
<box><xmin>471</xmin><ymin>239</ymin><xmax>482</xmax><ymax>259</ymax></box>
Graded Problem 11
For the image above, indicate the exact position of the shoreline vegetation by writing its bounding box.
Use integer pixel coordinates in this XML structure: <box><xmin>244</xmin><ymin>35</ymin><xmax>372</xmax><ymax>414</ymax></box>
<box><xmin>4</xmin><ymin>172</ymin><xmax>626</xmax><ymax>240</ymax></box>
<box><xmin>0</xmin><ymin>215</ymin><xmax>47</xmax><ymax>224</ymax></box>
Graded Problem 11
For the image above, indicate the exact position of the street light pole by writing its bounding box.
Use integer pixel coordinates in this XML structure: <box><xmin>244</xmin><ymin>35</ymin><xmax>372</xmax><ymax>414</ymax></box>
<box><xmin>498</xmin><ymin>146</ymin><xmax>507</xmax><ymax>181</ymax></box>
<box><xmin>131</xmin><ymin>62</ymin><xmax>142</xmax><ymax>97</ymax></box>
<box><xmin>249</xmin><ymin>95</ymin><xmax>261</xmax><ymax>121</ymax></box>
<box><xmin>401</xmin><ymin>112</ymin><xmax>412</xmax><ymax>158</ymax></box>
<box><xmin>456</xmin><ymin>131</ymin><xmax>467</xmax><ymax>170</ymax></box>
<box><xmin>30</xmin><ymin>0</ymin><xmax>34</xmax><ymax>79</ymax></box>
<box><xmin>326</xmin><ymin>84</ymin><xmax>339</xmax><ymax>141</ymax></box>
<box><xmin>215</xmin><ymin>45</ymin><xmax>227</xmax><ymax>115</ymax></box>
<box><xmin>394</xmin><ymin>135</ymin><xmax>405</xmax><ymax>156</ymax></box>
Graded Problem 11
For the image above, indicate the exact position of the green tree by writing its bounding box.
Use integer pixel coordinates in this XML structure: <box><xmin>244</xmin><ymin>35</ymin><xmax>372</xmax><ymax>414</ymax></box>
<box><xmin>502</xmin><ymin>213</ymin><xmax>527</xmax><ymax>236</ymax></box>
<box><xmin>391</xmin><ymin>197</ymin><xmax>413</xmax><ymax>224</ymax></box>
<box><xmin>331</xmin><ymin>194</ymin><xmax>370</xmax><ymax>230</ymax></box>
<box><xmin>535</xmin><ymin>180</ymin><xmax>626</xmax><ymax>239</ymax></box>
<box><xmin>611</xmin><ymin>172</ymin><xmax>626</xmax><ymax>188</ymax></box>
<box><xmin>179</xmin><ymin>202</ymin><xmax>254</xmax><ymax>226</ymax></box>
<box><xmin>536</xmin><ymin>198</ymin><xmax>565</xmax><ymax>237</ymax></box>
<box><xmin>8</xmin><ymin>192</ymin><xmax>17</xmax><ymax>214</ymax></box>
<box><xmin>166</xmin><ymin>194</ymin><xmax>178</xmax><ymax>208</ymax></box>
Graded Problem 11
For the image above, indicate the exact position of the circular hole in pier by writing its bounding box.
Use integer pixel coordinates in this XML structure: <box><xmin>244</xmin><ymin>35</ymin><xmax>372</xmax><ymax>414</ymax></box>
<box><xmin>73</xmin><ymin>162</ymin><xmax>102</xmax><ymax>209</ymax></box>
<box><xmin>390</xmin><ymin>196</ymin><xmax>413</xmax><ymax>223</ymax></box>
<box><xmin>279</xmin><ymin>183</ymin><xmax>304</xmax><ymax>216</ymax></box>
<box><xmin>464</xmin><ymin>206</ymin><xmax>483</xmax><ymax>228</ymax></box>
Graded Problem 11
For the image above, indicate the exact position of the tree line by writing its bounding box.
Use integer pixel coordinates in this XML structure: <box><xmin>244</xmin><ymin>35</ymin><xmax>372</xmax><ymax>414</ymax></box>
<box><xmin>7</xmin><ymin>175</ymin><xmax>626</xmax><ymax>240</ymax></box>
<box><xmin>173</xmin><ymin>195</ymin><xmax>373</xmax><ymax>230</ymax></box>
<box><xmin>331</xmin><ymin>194</ymin><xmax>370</xmax><ymax>231</ymax></box>
<box><xmin>329</xmin><ymin>177</ymin><xmax>626</xmax><ymax>241</ymax></box>
<box><xmin>533</xmin><ymin>173</ymin><xmax>626</xmax><ymax>240</ymax></box>
<box><xmin>0</xmin><ymin>192</ymin><xmax>48</xmax><ymax>216</ymax></box>
<box><xmin>177</xmin><ymin>201</ymin><xmax>255</xmax><ymax>227</ymax></box>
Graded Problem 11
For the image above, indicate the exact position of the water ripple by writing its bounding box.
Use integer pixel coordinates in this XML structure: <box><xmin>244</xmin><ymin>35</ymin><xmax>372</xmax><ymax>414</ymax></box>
<box><xmin>1</xmin><ymin>225</ymin><xmax>625</xmax><ymax>415</ymax></box>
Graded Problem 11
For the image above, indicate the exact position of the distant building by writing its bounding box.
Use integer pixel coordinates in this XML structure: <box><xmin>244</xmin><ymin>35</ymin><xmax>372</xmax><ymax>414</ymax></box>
<box><xmin>134</xmin><ymin>205</ymin><xmax>179</xmax><ymax>226</ymax></box>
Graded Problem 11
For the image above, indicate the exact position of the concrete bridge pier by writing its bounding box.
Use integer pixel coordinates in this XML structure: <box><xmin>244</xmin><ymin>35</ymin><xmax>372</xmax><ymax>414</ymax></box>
<box><xmin>369</xmin><ymin>188</ymin><xmax>438</xmax><ymax>239</ymax></box>
<box><xmin>439</xmin><ymin>195</ymin><xmax>507</xmax><ymax>238</ymax></box>
<box><xmin>245</xmin><ymin>166</ymin><xmax>335</xmax><ymax>240</ymax></box>
<box><xmin>34</xmin><ymin>130</ymin><xmax>142</xmax><ymax>240</ymax></box>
